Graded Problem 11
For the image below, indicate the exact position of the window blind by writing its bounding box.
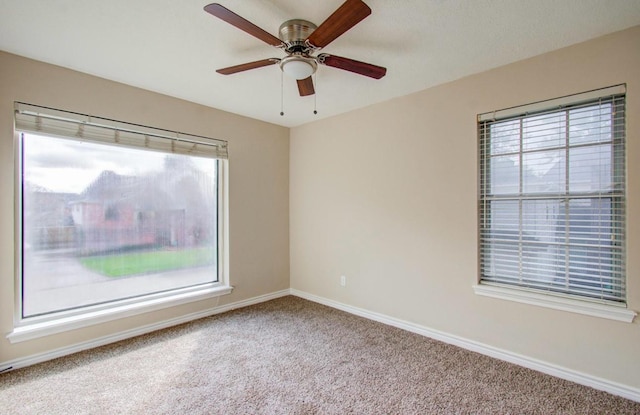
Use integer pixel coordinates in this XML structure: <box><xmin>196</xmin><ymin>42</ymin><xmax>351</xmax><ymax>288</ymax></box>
<box><xmin>478</xmin><ymin>86</ymin><xmax>626</xmax><ymax>304</ymax></box>
<box><xmin>14</xmin><ymin>102</ymin><xmax>228</xmax><ymax>160</ymax></box>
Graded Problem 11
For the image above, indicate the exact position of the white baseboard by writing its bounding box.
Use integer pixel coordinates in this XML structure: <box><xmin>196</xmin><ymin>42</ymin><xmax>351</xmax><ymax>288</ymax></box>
<box><xmin>0</xmin><ymin>289</ymin><xmax>290</xmax><ymax>373</ymax></box>
<box><xmin>290</xmin><ymin>289</ymin><xmax>640</xmax><ymax>403</ymax></box>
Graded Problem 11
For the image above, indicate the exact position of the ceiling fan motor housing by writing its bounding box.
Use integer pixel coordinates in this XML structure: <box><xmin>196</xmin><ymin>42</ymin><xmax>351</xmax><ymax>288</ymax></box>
<box><xmin>279</xmin><ymin>19</ymin><xmax>317</xmax><ymax>52</ymax></box>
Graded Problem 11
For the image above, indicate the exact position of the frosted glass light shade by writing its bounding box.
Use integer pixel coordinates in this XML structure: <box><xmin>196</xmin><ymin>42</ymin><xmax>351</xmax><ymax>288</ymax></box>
<box><xmin>281</xmin><ymin>59</ymin><xmax>315</xmax><ymax>80</ymax></box>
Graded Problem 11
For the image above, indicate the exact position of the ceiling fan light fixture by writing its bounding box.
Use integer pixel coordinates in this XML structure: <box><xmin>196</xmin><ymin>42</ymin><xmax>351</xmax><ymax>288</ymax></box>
<box><xmin>280</xmin><ymin>56</ymin><xmax>317</xmax><ymax>80</ymax></box>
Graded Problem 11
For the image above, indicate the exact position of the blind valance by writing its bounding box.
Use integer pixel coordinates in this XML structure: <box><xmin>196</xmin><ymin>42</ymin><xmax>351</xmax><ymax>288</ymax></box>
<box><xmin>14</xmin><ymin>102</ymin><xmax>228</xmax><ymax>160</ymax></box>
<box><xmin>478</xmin><ymin>84</ymin><xmax>626</xmax><ymax>123</ymax></box>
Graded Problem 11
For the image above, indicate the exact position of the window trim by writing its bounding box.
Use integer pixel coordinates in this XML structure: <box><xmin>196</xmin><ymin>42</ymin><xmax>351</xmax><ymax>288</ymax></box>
<box><xmin>476</xmin><ymin>86</ymin><xmax>634</xmax><ymax>321</ymax></box>
<box><xmin>8</xmin><ymin>284</ymin><xmax>233</xmax><ymax>343</ymax></box>
<box><xmin>473</xmin><ymin>283</ymin><xmax>636</xmax><ymax>323</ymax></box>
<box><xmin>10</xmin><ymin>104</ymin><xmax>232</xmax><ymax>342</ymax></box>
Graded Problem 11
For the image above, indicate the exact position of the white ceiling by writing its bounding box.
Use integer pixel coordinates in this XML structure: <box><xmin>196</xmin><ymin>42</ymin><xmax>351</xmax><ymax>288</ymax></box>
<box><xmin>1</xmin><ymin>0</ymin><xmax>639</xmax><ymax>128</ymax></box>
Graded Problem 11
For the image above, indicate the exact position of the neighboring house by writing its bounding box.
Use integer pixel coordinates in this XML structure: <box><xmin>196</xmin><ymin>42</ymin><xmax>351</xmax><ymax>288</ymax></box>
<box><xmin>29</xmin><ymin>160</ymin><xmax>214</xmax><ymax>255</ymax></box>
<box><xmin>22</xmin><ymin>186</ymin><xmax>76</xmax><ymax>250</ymax></box>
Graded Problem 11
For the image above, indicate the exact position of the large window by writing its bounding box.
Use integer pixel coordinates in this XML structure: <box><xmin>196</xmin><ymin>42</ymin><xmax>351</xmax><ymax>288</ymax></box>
<box><xmin>14</xmin><ymin>103</ymin><xmax>229</xmax><ymax>330</ymax></box>
<box><xmin>478</xmin><ymin>86</ymin><xmax>626</xmax><ymax>307</ymax></box>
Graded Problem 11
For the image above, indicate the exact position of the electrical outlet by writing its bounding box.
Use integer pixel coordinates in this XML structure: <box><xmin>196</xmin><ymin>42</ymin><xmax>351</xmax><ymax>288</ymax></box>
<box><xmin>340</xmin><ymin>275</ymin><xmax>346</xmax><ymax>287</ymax></box>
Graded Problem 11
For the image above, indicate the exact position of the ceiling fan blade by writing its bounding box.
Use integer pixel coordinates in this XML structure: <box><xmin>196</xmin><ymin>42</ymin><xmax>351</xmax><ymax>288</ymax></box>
<box><xmin>306</xmin><ymin>0</ymin><xmax>371</xmax><ymax>48</ymax></box>
<box><xmin>318</xmin><ymin>54</ymin><xmax>386</xmax><ymax>79</ymax></box>
<box><xmin>216</xmin><ymin>59</ymin><xmax>279</xmax><ymax>75</ymax></box>
<box><xmin>204</xmin><ymin>3</ymin><xmax>284</xmax><ymax>47</ymax></box>
<box><xmin>297</xmin><ymin>77</ymin><xmax>315</xmax><ymax>96</ymax></box>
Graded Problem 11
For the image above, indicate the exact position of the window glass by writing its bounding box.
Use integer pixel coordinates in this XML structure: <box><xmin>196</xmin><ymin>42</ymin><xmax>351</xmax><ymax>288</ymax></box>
<box><xmin>21</xmin><ymin>133</ymin><xmax>218</xmax><ymax>317</ymax></box>
<box><xmin>522</xmin><ymin>149</ymin><xmax>566</xmax><ymax>194</ymax></box>
<box><xmin>523</xmin><ymin>112</ymin><xmax>565</xmax><ymax>151</ymax></box>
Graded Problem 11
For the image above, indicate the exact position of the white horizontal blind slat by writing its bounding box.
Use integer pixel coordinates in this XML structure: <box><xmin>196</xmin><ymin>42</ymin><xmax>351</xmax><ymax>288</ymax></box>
<box><xmin>14</xmin><ymin>102</ymin><xmax>228</xmax><ymax>160</ymax></box>
<box><xmin>478</xmin><ymin>88</ymin><xmax>626</xmax><ymax>305</ymax></box>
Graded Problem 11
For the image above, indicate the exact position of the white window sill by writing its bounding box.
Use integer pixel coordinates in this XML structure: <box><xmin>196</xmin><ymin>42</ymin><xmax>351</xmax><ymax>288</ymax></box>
<box><xmin>8</xmin><ymin>284</ymin><xmax>233</xmax><ymax>343</ymax></box>
<box><xmin>473</xmin><ymin>284</ymin><xmax>636</xmax><ymax>323</ymax></box>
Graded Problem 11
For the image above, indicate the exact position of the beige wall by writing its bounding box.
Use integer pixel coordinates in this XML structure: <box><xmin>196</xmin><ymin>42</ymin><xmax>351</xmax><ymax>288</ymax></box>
<box><xmin>291</xmin><ymin>26</ymin><xmax>640</xmax><ymax>389</ymax></box>
<box><xmin>0</xmin><ymin>51</ymin><xmax>290</xmax><ymax>362</ymax></box>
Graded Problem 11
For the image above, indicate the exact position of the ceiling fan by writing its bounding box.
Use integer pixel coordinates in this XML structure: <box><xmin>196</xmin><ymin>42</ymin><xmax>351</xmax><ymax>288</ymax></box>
<box><xmin>204</xmin><ymin>0</ymin><xmax>387</xmax><ymax>97</ymax></box>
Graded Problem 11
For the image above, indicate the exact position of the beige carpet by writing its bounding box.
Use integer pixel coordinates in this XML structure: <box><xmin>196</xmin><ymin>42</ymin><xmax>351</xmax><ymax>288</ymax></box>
<box><xmin>1</xmin><ymin>296</ymin><xmax>638</xmax><ymax>414</ymax></box>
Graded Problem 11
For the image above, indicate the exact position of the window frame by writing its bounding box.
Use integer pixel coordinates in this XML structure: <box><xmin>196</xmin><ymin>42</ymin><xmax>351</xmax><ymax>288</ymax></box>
<box><xmin>474</xmin><ymin>85</ymin><xmax>636</xmax><ymax>323</ymax></box>
<box><xmin>9</xmin><ymin>104</ymin><xmax>232</xmax><ymax>343</ymax></box>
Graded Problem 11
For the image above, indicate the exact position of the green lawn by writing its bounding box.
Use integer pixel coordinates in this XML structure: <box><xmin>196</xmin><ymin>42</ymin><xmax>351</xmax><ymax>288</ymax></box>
<box><xmin>80</xmin><ymin>247</ymin><xmax>215</xmax><ymax>277</ymax></box>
